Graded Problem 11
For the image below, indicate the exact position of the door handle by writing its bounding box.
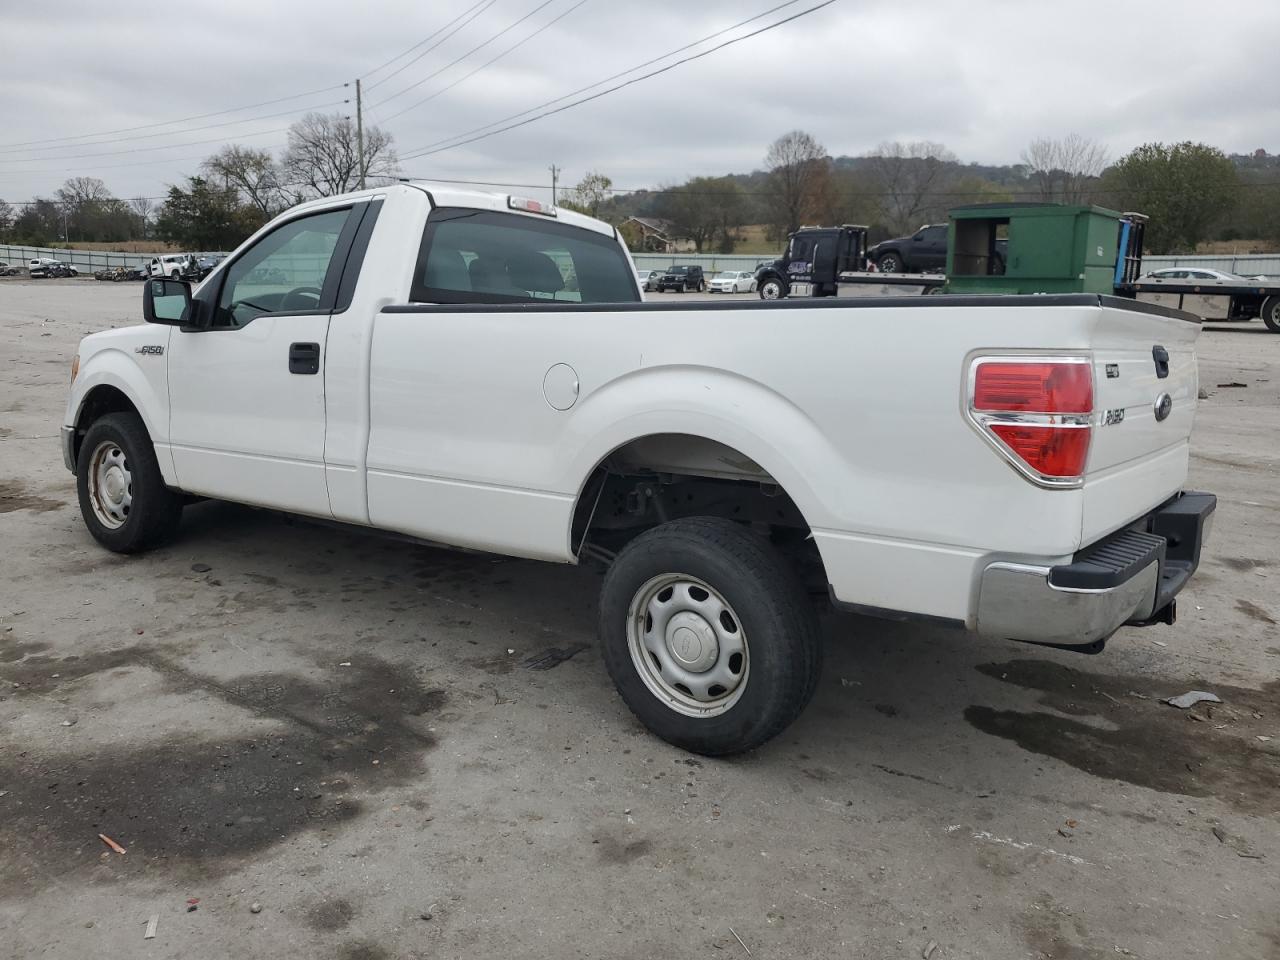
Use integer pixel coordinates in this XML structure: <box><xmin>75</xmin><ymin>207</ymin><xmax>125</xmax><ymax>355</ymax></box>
<box><xmin>1152</xmin><ymin>344</ymin><xmax>1169</xmax><ymax>379</ymax></box>
<box><xmin>289</xmin><ymin>342</ymin><xmax>320</xmax><ymax>375</ymax></box>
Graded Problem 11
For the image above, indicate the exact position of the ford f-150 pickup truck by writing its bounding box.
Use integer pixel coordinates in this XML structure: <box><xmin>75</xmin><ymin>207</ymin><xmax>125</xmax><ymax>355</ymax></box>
<box><xmin>62</xmin><ymin>183</ymin><xmax>1215</xmax><ymax>755</ymax></box>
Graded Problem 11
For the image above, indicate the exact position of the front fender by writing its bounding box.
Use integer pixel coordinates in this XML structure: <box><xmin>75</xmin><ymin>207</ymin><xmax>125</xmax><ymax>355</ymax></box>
<box><xmin>560</xmin><ymin>364</ymin><xmax>848</xmax><ymax>533</ymax></box>
<box><xmin>68</xmin><ymin>330</ymin><xmax>174</xmax><ymax>481</ymax></box>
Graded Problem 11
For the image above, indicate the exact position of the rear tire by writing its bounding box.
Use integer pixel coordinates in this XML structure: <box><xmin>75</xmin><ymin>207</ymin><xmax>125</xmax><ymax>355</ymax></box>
<box><xmin>876</xmin><ymin>252</ymin><xmax>903</xmax><ymax>274</ymax></box>
<box><xmin>1262</xmin><ymin>296</ymin><xmax>1280</xmax><ymax>333</ymax></box>
<box><xmin>76</xmin><ymin>412</ymin><xmax>183</xmax><ymax>554</ymax></box>
<box><xmin>599</xmin><ymin>517</ymin><xmax>822</xmax><ymax>755</ymax></box>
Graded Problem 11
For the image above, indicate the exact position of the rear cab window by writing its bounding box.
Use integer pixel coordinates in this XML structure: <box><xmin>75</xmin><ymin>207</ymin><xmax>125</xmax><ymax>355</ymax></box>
<box><xmin>410</xmin><ymin>208</ymin><xmax>639</xmax><ymax>305</ymax></box>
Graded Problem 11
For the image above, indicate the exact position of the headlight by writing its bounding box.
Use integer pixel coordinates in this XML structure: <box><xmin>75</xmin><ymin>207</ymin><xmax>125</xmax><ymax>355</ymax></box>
<box><xmin>71</xmin><ymin>354</ymin><xmax>80</xmax><ymax>382</ymax></box>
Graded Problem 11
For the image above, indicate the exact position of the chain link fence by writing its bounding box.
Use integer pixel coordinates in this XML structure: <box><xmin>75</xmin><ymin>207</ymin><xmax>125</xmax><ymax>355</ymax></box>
<box><xmin>0</xmin><ymin>243</ymin><xmax>228</xmax><ymax>274</ymax></box>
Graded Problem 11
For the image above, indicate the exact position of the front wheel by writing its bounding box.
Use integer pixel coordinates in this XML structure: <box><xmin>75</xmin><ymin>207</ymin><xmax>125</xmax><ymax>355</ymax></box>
<box><xmin>1262</xmin><ymin>296</ymin><xmax>1280</xmax><ymax>333</ymax></box>
<box><xmin>758</xmin><ymin>277</ymin><xmax>787</xmax><ymax>300</ymax></box>
<box><xmin>77</xmin><ymin>412</ymin><xmax>184</xmax><ymax>553</ymax></box>
<box><xmin>599</xmin><ymin>518</ymin><xmax>822</xmax><ymax>755</ymax></box>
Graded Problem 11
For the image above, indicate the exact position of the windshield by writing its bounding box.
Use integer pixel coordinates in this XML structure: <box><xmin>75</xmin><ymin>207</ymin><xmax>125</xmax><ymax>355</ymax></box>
<box><xmin>715</xmin><ymin>272</ymin><xmax>736</xmax><ymax>280</ymax></box>
<box><xmin>668</xmin><ymin>266</ymin><xmax>689</xmax><ymax>274</ymax></box>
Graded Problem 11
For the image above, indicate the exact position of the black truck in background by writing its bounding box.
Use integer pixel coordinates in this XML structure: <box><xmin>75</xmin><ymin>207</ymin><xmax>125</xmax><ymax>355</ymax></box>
<box><xmin>868</xmin><ymin>223</ymin><xmax>1006</xmax><ymax>274</ymax></box>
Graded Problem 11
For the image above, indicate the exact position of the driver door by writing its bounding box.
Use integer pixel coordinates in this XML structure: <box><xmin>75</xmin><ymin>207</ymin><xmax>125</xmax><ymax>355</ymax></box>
<box><xmin>166</xmin><ymin>206</ymin><xmax>358</xmax><ymax>517</ymax></box>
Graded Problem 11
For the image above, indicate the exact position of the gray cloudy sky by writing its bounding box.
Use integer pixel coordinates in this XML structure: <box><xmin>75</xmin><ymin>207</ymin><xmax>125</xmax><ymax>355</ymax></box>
<box><xmin>1</xmin><ymin>0</ymin><xmax>1276</xmax><ymax>206</ymax></box>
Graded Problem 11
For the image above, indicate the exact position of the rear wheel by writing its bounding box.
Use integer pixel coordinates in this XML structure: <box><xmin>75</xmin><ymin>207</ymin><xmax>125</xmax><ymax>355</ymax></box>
<box><xmin>876</xmin><ymin>252</ymin><xmax>903</xmax><ymax>273</ymax></box>
<box><xmin>77</xmin><ymin>412</ymin><xmax>183</xmax><ymax>553</ymax></box>
<box><xmin>1262</xmin><ymin>296</ymin><xmax>1280</xmax><ymax>333</ymax></box>
<box><xmin>697</xmin><ymin>279</ymin><xmax>706</xmax><ymax>293</ymax></box>
<box><xmin>599</xmin><ymin>518</ymin><xmax>822</xmax><ymax>755</ymax></box>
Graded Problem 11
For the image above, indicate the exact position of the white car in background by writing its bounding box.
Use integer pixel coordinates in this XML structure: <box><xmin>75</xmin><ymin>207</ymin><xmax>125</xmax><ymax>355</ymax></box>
<box><xmin>708</xmin><ymin>270</ymin><xmax>757</xmax><ymax>294</ymax></box>
<box><xmin>150</xmin><ymin>254</ymin><xmax>196</xmax><ymax>279</ymax></box>
<box><xmin>635</xmin><ymin>268</ymin><xmax>660</xmax><ymax>292</ymax></box>
<box><xmin>1143</xmin><ymin>267</ymin><xmax>1268</xmax><ymax>282</ymax></box>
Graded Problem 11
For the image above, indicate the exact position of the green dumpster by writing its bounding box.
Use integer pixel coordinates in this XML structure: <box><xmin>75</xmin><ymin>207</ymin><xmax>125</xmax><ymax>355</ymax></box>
<box><xmin>946</xmin><ymin>202</ymin><xmax>1125</xmax><ymax>296</ymax></box>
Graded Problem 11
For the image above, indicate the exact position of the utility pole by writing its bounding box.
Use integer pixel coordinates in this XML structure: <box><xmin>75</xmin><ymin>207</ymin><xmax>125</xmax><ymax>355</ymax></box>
<box><xmin>356</xmin><ymin>78</ymin><xmax>366</xmax><ymax>191</ymax></box>
<box><xmin>549</xmin><ymin>164</ymin><xmax>560</xmax><ymax>205</ymax></box>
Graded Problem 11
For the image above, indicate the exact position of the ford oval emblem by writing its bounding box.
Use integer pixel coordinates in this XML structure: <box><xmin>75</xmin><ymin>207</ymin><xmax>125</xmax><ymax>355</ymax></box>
<box><xmin>1153</xmin><ymin>392</ymin><xmax>1173</xmax><ymax>422</ymax></box>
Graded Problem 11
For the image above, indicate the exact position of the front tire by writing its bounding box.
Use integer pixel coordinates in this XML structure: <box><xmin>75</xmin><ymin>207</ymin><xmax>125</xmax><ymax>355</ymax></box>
<box><xmin>76</xmin><ymin>412</ymin><xmax>183</xmax><ymax>553</ymax></box>
<box><xmin>599</xmin><ymin>518</ymin><xmax>822</xmax><ymax>756</ymax></box>
<box><xmin>1262</xmin><ymin>296</ymin><xmax>1280</xmax><ymax>333</ymax></box>
<box><xmin>758</xmin><ymin>277</ymin><xmax>787</xmax><ymax>300</ymax></box>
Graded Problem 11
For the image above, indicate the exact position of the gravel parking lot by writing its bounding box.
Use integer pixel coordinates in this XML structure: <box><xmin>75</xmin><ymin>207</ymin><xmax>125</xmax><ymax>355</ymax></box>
<box><xmin>1</xmin><ymin>280</ymin><xmax>1278</xmax><ymax>960</ymax></box>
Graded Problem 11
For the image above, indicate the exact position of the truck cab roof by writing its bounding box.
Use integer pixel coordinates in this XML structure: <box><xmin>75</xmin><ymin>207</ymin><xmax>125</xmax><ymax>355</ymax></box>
<box><xmin>280</xmin><ymin>182</ymin><xmax>618</xmax><ymax>239</ymax></box>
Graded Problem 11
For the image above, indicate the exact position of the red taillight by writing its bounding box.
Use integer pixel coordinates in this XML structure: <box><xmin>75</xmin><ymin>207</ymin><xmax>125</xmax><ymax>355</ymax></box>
<box><xmin>989</xmin><ymin>424</ymin><xmax>1091</xmax><ymax>477</ymax></box>
<box><xmin>969</xmin><ymin>358</ymin><xmax>1094</xmax><ymax>485</ymax></box>
<box><xmin>973</xmin><ymin>362</ymin><xmax>1092</xmax><ymax>413</ymax></box>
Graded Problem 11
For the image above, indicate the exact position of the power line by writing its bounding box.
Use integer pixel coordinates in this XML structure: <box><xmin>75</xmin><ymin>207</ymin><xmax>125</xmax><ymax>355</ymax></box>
<box><xmin>0</xmin><ymin>99</ymin><xmax>347</xmax><ymax>160</ymax></box>
<box><xmin>397</xmin><ymin>0</ymin><xmax>805</xmax><ymax>157</ymax></box>
<box><xmin>380</xmin><ymin>0</ymin><xmax>592</xmax><ymax>124</ymax></box>
<box><xmin>0</xmin><ymin>122</ymin><xmax>309</xmax><ymax>166</ymax></box>
<box><xmin>0</xmin><ymin>84</ymin><xmax>347</xmax><ymax>151</ymax></box>
<box><xmin>398</xmin><ymin>0</ymin><xmax>837</xmax><ymax>162</ymax></box>
<box><xmin>364</xmin><ymin>0</ymin><xmax>498</xmax><ymax>92</ymax></box>
<box><xmin>370</xmin><ymin>0</ymin><xmax>560</xmax><ymax>110</ymax></box>
<box><xmin>361</xmin><ymin>0</ymin><xmax>493</xmax><ymax>83</ymax></box>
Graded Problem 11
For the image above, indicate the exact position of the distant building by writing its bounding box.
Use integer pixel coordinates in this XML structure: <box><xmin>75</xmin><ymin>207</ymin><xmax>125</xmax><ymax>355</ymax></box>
<box><xmin>624</xmin><ymin>217</ymin><xmax>695</xmax><ymax>253</ymax></box>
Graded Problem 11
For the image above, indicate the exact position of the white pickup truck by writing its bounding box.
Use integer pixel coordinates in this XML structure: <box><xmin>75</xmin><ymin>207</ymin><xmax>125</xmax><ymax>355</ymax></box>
<box><xmin>62</xmin><ymin>183</ymin><xmax>1215</xmax><ymax>755</ymax></box>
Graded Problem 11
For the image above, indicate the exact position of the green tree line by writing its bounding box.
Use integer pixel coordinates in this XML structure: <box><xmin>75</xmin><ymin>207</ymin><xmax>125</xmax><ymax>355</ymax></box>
<box><xmin>2</xmin><ymin>124</ymin><xmax>1277</xmax><ymax>256</ymax></box>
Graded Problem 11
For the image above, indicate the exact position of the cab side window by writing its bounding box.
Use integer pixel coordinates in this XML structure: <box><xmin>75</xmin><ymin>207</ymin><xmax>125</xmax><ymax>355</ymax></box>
<box><xmin>411</xmin><ymin>208</ymin><xmax>639</xmax><ymax>305</ymax></box>
<box><xmin>213</xmin><ymin>209</ymin><xmax>351</xmax><ymax>328</ymax></box>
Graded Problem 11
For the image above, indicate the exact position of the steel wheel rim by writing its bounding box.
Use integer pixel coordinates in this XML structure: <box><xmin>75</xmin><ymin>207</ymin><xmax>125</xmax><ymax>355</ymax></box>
<box><xmin>626</xmin><ymin>573</ymin><xmax>750</xmax><ymax>718</ymax></box>
<box><xmin>87</xmin><ymin>439</ymin><xmax>132</xmax><ymax>529</ymax></box>
<box><xmin>761</xmin><ymin>280</ymin><xmax>781</xmax><ymax>300</ymax></box>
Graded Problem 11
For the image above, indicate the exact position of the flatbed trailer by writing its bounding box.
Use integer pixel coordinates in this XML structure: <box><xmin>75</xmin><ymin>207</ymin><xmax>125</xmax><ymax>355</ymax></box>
<box><xmin>1121</xmin><ymin>276</ymin><xmax>1280</xmax><ymax>332</ymax></box>
<box><xmin>833</xmin><ymin>271</ymin><xmax>946</xmax><ymax>295</ymax></box>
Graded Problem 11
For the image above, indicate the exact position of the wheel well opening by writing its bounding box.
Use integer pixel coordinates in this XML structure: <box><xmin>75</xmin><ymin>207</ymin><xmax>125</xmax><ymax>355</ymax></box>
<box><xmin>72</xmin><ymin>386</ymin><xmax>141</xmax><ymax>464</ymax></box>
<box><xmin>571</xmin><ymin>433</ymin><xmax>828</xmax><ymax>594</ymax></box>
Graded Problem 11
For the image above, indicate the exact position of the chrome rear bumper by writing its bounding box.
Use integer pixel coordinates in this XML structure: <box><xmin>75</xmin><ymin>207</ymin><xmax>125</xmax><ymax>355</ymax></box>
<box><xmin>976</xmin><ymin>491</ymin><xmax>1216</xmax><ymax>649</ymax></box>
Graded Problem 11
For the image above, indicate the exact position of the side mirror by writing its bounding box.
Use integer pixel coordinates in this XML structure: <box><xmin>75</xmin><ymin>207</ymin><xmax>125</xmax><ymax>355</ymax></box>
<box><xmin>144</xmin><ymin>277</ymin><xmax>191</xmax><ymax>325</ymax></box>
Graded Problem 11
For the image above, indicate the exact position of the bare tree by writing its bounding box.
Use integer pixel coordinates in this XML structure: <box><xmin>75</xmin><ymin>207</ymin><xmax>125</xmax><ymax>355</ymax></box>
<box><xmin>203</xmin><ymin>145</ymin><xmax>284</xmax><ymax>216</ymax></box>
<box><xmin>562</xmin><ymin>171</ymin><xmax>612</xmax><ymax>217</ymax></box>
<box><xmin>864</xmin><ymin>141</ymin><xmax>957</xmax><ymax>235</ymax></box>
<box><xmin>765</xmin><ymin>130</ymin><xmax>833</xmax><ymax>235</ymax></box>
<box><xmin>129</xmin><ymin>196</ymin><xmax>155</xmax><ymax>238</ymax></box>
<box><xmin>55</xmin><ymin>176</ymin><xmax>113</xmax><ymax>208</ymax></box>
<box><xmin>1021</xmin><ymin>134</ymin><xmax>1109</xmax><ymax>204</ymax></box>
<box><xmin>0</xmin><ymin>199</ymin><xmax>13</xmax><ymax>238</ymax></box>
<box><xmin>54</xmin><ymin>177</ymin><xmax>117</xmax><ymax>242</ymax></box>
<box><xmin>282</xmin><ymin>112</ymin><xmax>399</xmax><ymax>198</ymax></box>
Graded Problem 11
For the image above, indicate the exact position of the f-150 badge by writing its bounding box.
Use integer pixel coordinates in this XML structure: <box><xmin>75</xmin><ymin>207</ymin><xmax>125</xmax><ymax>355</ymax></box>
<box><xmin>135</xmin><ymin>345</ymin><xmax>164</xmax><ymax>356</ymax></box>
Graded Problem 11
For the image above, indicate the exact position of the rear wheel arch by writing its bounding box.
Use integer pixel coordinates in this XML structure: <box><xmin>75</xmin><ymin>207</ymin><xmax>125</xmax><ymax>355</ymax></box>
<box><xmin>569</xmin><ymin>433</ymin><xmax>827</xmax><ymax>584</ymax></box>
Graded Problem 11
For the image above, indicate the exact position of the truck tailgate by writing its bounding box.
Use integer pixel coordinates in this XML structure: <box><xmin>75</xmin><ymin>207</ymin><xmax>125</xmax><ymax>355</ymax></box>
<box><xmin>1081</xmin><ymin>306</ymin><xmax>1201</xmax><ymax>543</ymax></box>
